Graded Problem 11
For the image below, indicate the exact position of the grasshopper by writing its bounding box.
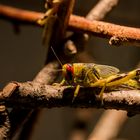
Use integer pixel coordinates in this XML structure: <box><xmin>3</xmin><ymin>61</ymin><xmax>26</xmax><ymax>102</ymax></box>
<box><xmin>61</xmin><ymin>63</ymin><xmax>140</xmax><ymax>102</ymax></box>
<box><xmin>51</xmin><ymin>47</ymin><xmax>140</xmax><ymax>102</ymax></box>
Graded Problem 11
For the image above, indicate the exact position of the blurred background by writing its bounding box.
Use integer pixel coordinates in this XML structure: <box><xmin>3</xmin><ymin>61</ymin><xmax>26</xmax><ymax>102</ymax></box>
<box><xmin>0</xmin><ymin>0</ymin><xmax>140</xmax><ymax>140</ymax></box>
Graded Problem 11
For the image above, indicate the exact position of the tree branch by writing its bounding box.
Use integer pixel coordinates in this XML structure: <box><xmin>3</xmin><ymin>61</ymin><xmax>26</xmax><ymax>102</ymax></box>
<box><xmin>1</xmin><ymin>82</ymin><xmax>140</xmax><ymax>115</ymax></box>
<box><xmin>0</xmin><ymin>4</ymin><xmax>140</xmax><ymax>46</ymax></box>
<box><xmin>69</xmin><ymin>16</ymin><xmax>140</xmax><ymax>46</ymax></box>
<box><xmin>0</xmin><ymin>4</ymin><xmax>42</xmax><ymax>25</ymax></box>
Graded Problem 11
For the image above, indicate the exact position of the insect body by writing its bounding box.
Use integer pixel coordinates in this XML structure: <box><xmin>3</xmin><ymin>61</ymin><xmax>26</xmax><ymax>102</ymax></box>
<box><xmin>61</xmin><ymin>63</ymin><xmax>119</xmax><ymax>101</ymax></box>
<box><xmin>50</xmin><ymin>46</ymin><xmax>140</xmax><ymax>102</ymax></box>
<box><xmin>62</xmin><ymin>63</ymin><xmax>119</xmax><ymax>86</ymax></box>
<box><xmin>61</xmin><ymin>63</ymin><xmax>140</xmax><ymax>102</ymax></box>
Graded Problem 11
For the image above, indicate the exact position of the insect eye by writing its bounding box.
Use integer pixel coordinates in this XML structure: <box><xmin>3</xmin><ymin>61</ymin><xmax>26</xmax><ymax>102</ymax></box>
<box><xmin>66</xmin><ymin>64</ymin><xmax>73</xmax><ymax>81</ymax></box>
<box><xmin>66</xmin><ymin>64</ymin><xmax>73</xmax><ymax>72</ymax></box>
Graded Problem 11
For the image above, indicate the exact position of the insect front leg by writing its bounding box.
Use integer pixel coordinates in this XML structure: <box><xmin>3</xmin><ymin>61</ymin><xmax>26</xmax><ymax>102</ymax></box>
<box><xmin>60</xmin><ymin>78</ymin><xmax>66</xmax><ymax>85</ymax></box>
<box><xmin>72</xmin><ymin>85</ymin><xmax>80</xmax><ymax>103</ymax></box>
<box><xmin>60</xmin><ymin>79</ymin><xmax>80</xmax><ymax>103</ymax></box>
<box><xmin>52</xmin><ymin>78</ymin><xmax>66</xmax><ymax>86</ymax></box>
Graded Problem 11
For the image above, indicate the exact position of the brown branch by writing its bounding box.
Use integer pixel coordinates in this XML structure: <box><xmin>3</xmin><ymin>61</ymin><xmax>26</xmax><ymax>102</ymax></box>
<box><xmin>69</xmin><ymin>15</ymin><xmax>140</xmax><ymax>46</ymax></box>
<box><xmin>0</xmin><ymin>82</ymin><xmax>140</xmax><ymax>115</ymax></box>
<box><xmin>0</xmin><ymin>4</ymin><xmax>43</xmax><ymax>25</ymax></box>
<box><xmin>1</xmin><ymin>4</ymin><xmax>140</xmax><ymax>46</ymax></box>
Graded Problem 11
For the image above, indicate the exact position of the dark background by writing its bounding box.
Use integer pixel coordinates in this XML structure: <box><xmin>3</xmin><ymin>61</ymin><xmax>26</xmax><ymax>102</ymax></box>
<box><xmin>0</xmin><ymin>0</ymin><xmax>140</xmax><ymax>140</ymax></box>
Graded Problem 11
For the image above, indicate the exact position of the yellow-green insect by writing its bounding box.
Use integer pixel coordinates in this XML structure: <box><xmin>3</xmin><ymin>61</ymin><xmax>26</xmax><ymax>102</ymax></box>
<box><xmin>61</xmin><ymin>63</ymin><xmax>118</xmax><ymax>101</ymax></box>
<box><xmin>60</xmin><ymin>63</ymin><xmax>140</xmax><ymax>102</ymax></box>
<box><xmin>50</xmin><ymin>46</ymin><xmax>140</xmax><ymax>102</ymax></box>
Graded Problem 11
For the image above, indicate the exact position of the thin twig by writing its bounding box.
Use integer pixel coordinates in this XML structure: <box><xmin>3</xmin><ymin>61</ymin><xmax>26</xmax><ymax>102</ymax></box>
<box><xmin>1</xmin><ymin>4</ymin><xmax>140</xmax><ymax>46</ymax></box>
<box><xmin>0</xmin><ymin>82</ymin><xmax>140</xmax><ymax>115</ymax></box>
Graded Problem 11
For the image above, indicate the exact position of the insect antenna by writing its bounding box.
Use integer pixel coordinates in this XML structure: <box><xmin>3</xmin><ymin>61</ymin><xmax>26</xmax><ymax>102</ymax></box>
<box><xmin>51</xmin><ymin>46</ymin><xmax>63</xmax><ymax>67</ymax></box>
<box><xmin>49</xmin><ymin>69</ymin><xmax>62</xmax><ymax>72</ymax></box>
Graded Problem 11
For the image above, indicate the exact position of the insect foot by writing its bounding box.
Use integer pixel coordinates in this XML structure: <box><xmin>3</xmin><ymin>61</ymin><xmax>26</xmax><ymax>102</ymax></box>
<box><xmin>52</xmin><ymin>83</ymin><xmax>61</xmax><ymax>86</ymax></box>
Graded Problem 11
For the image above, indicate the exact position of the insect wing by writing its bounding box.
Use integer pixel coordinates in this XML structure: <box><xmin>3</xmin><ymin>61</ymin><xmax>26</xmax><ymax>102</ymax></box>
<box><xmin>94</xmin><ymin>64</ymin><xmax>120</xmax><ymax>78</ymax></box>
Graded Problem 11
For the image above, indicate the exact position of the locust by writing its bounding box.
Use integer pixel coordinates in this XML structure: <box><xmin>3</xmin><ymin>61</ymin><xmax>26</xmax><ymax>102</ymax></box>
<box><xmin>60</xmin><ymin>63</ymin><xmax>140</xmax><ymax>102</ymax></box>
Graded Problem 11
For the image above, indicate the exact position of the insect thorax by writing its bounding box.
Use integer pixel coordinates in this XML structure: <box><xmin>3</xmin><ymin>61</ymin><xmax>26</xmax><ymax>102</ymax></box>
<box><xmin>73</xmin><ymin>63</ymin><xmax>100</xmax><ymax>86</ymax></box>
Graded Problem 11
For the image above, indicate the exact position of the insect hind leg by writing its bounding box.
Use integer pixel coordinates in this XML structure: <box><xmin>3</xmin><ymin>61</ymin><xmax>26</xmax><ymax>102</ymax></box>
<box><xmin>99</xmin><ymin>82</ymin><xmax>107</xmax><ymax>105</ymax></box>
<box><xmin>90</xmin><ymin>75</ymin><xmax>118</xmax><ymax>104</ymax></box>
